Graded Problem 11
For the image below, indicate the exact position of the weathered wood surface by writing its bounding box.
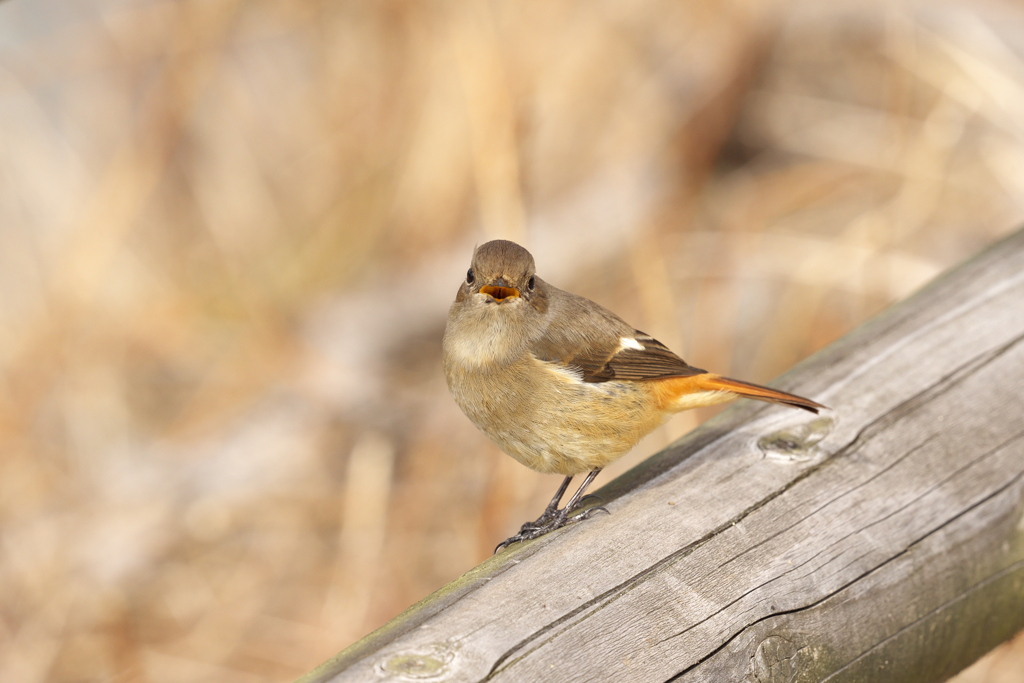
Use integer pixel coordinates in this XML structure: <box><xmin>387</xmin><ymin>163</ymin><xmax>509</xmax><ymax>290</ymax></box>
<box><xmin>300</xmin><ymin>228</ymin><xmax>1024</xmax><ymax>683</ymax></box>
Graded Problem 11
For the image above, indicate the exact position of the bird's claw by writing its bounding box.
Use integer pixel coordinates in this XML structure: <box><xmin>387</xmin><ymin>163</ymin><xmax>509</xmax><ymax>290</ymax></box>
<box><xmin>494</xmin><ymin>504</ymin><xmax>610</xmax><ymax>553</ymax></box>
<box><xmin>570</xmin><ymin>505</ymin><xmax>608</xmax><ymax>522</ymax></box>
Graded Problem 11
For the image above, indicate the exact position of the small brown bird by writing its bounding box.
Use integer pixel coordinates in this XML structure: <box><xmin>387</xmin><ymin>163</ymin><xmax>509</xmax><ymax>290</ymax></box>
<box><xmin>443</xmin><ymin>240</ymin><xmax>825</xmax><ymax>550</ymax></box>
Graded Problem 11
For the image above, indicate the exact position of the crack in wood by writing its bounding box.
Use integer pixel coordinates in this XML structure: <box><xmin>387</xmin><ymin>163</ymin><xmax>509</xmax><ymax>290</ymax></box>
<box><xmin>663</xmin><ymin>464</ymin><xmax>1024</xmax><ymax>681</ymax></box>
<box><xmin>692</xmin><ymin>434</ymin><xmax>946</xmax><ymax>634</ymax></box>
<box><xmin>817</xmin><ymin>559</ymin><xmax>1024</xmax><ymax>681</ymax></box>
<box><xmin>777</xmin><ymin>421</ymin><xmax>1022</xmax><ymax>585</ymax></box>
<box><xmin>716</xmin><ymin>428</ymin><xmax>1024</xmax><ymax>642</ymax></box>
<box><xmin>717</xmin><ymin>433</ymin><xmax>941</xmax><ymax>574</ymax></box>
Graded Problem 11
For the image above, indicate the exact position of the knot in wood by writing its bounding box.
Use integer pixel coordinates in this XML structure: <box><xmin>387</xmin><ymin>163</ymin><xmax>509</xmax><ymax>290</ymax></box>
<box><xmin>376</xmin><ymin>642</ymin><xmax>457</xmax><ymax>680</ymax></box>
<box><xmin>758</xmin><ymin>416</ymin><xmax>833</xmax><ymax>462</ymax></box>
<box><xmin>749</xmin><ymin>635</ymin><xmax>803</xmax><ymax>683</ymax></box>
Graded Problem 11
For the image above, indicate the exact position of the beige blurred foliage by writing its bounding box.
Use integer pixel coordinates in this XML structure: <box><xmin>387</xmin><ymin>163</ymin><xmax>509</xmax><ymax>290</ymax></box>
<box><xmin>1</xmin><ymin>0</ymin><xmax>1023</xmax><ymax>681</ymax></box>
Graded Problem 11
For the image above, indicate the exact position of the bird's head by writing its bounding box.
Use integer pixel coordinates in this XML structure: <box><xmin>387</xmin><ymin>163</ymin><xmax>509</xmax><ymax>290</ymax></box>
<box><xmin>444</xmin><ymin>240</ymin><xmax>550</xmax><ymax>367</ymax></box>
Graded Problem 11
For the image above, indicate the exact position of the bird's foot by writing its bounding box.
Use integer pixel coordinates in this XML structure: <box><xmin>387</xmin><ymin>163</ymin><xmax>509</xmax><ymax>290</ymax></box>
<box><xmin>494</xmin><ymin>504</ymin><xmax>610</xmax><ymax>553</ymax></box>
<box><xmin>516</xmin><ymin>506</ymin><xmax>560</xmax><ymax>532</ymax></box>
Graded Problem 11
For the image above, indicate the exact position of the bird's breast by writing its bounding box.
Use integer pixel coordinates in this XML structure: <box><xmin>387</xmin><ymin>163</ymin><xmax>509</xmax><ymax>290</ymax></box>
<box><xmin>444</xmin><ymin>354</ymin><xmax>666</xmax><ymax>475</ymax></box>
<box><xmin>443</xmin><ymin>301</ymin><xmax>533</xmax><ymax>370</ymax></box>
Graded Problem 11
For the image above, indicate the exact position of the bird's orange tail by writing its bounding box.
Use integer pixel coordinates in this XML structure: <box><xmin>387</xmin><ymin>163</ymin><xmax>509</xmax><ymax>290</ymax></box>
<box><xmin>653</xmin><ymin>373</ymin><xmax>826</xmax><ymax>414</ymax></box>
<box><xmin>698</xmin><ymin>374</ymin><xmax>825</xmax><ymax>413</ymax></box>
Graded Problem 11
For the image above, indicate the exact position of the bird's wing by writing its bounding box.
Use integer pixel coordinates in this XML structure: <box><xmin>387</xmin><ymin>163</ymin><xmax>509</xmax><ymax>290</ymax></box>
<box><xmin>530</xmin><ymin>289</ymin><xmax>705</xmax><ymax>383</ymax></box>
<box><xmin>583</xmin><ymin>333</ymin><xmax>706</xmax><ymax>382</ymax></box>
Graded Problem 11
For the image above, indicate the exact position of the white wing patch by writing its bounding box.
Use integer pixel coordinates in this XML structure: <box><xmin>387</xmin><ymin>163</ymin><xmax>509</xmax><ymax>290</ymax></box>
<box><xmin>617</xmin><ymin>337</ymin><xmax>645</xmax><ymax>352</ymax></box>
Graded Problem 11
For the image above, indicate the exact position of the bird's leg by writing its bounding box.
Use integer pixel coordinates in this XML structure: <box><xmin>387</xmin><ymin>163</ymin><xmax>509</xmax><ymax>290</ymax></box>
<box><xmin>561</xmin><ymin>469</ymin><xmax>602</xmax><ymax>516</ymax></box>
<box><xmin>495</xmin><ymin>470</ymin><xmax>609</xmax><ymax>552</ymax></box>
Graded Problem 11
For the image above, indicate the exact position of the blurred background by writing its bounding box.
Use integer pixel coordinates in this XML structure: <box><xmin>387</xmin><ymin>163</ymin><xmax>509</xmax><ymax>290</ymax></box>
<box><xmin>2</xmin><ymin>0</ymin><xmax>1024</xmax><ymax>681</ymax></box>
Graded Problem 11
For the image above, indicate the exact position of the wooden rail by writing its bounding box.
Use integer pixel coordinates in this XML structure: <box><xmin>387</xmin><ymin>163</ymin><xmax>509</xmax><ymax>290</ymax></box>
<box><xmin>299</xmin><ymin>227</ymin><xmax>1024</xmax><ymax>683</ymax></box>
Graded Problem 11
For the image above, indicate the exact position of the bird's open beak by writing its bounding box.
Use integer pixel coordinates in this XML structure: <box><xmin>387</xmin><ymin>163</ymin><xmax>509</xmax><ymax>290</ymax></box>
<box><xmin>479</xmin><ymin>284</ymin><xmax>520</xmax><ymax>302</ymax></box>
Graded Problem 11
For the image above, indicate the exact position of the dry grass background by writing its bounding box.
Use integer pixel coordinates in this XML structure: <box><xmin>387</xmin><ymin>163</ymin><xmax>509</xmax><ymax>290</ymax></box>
<box><xmin>2</xmin><ymin>0</ymin><xmax>1024</xmax><ymax>681</ymax></box>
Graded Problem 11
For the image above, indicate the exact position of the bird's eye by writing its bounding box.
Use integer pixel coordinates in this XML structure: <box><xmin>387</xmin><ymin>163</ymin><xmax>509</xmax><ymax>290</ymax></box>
<box><xmin>527</xmin><ymin>275</ymin><xmax>536</xmax><ymax>291</ymax></box>
<box><xmin>466</xmin><ymin>268</ymin><xmax>475</xmax><ymax>284</ymax></box>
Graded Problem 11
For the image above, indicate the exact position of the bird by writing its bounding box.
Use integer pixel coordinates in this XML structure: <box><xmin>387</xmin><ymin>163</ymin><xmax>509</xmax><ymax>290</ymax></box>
<box><xmin>442</xmin><ymin>240</ymin><xmax>826</xmax><ymax>551</ymax></box>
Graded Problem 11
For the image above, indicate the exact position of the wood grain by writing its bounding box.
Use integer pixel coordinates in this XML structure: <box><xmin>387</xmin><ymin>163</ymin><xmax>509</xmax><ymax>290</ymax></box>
<box><xmin>299</xmin><ymin>228</ymin><xmax>1024</xmax><ymax>683</ymax></box>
